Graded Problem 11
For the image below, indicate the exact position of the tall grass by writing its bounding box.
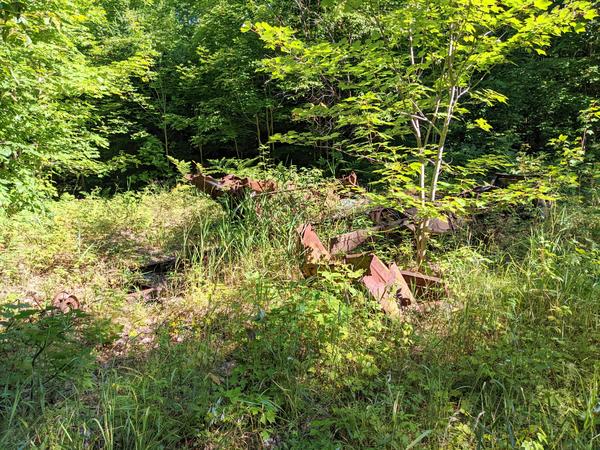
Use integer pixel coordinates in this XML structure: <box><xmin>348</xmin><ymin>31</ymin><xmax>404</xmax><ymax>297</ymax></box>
<box><xmin>0</xmin><ymin>187</ymin><xmax>598</xmax><ymax>448</ymax></box>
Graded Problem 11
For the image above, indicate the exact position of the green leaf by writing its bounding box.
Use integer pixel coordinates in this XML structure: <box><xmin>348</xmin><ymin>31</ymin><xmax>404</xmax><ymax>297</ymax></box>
<box><xmin>406</xmin><ymin>430</ymin><xmax>433</xmax><ymax>449</ymax></box>
<box><xmin>0</xmin><ymin>146</ymin><xmax>12</xmax><ymax>158</ymax></box>
<box><xmin>474</xmin><ymin>118</ymin><xmax>493</xmax><ymax>132</ymax></box>
<box><xmin>534</xmin><ymin>0</ymin><xmax>552</xmax><ymax>11</ymax></box>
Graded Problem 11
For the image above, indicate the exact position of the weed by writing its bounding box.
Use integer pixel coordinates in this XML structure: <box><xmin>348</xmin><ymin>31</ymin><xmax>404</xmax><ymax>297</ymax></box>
<box><xmin>0</xmin><ymin>182</ymin><xmax>598</xmax><ymax>448</ymax></box>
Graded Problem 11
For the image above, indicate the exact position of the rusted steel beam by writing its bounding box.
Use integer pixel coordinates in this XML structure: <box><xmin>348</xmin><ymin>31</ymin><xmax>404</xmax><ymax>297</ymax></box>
<box><xmin>329</xmin><ymin>230</ymin><xmax>371</xmax><ymax>255</ymax></box>
<box><xmin>187</xmin><ymin>171</ymin><xmax>277</xmax><ymax>200</ymax></box>
<box><xmin>369</xmin><ymin>206</ymin><xmax>455</xmax><ymax>234</ymax></box>
<box><xmin>186</xmin><ymin>173</ymin><xmax>225</xmax><ymax>198</ymax></box>
<box><xmin>297</xmin><ymin>223</ymin><xmax>332</xmax><ymax>277</ymax></box>
<box><xmin>399</xmin><ymin>270</ymin><xmax>448</xmax><ymax>299</ymax></box>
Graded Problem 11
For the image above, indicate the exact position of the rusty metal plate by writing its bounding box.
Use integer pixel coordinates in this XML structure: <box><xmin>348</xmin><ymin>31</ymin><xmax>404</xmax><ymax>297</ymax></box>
<box><xmin>399</xmin><ymin>270</ymin><xmax>448</xmax><ymax>299</ymax></box>
<box><xmin>362</xmin><ymin>255</ymin><xmax>414</xmax><ymax>316</ymax></box>
<box><xmin>329</xmin><ymin>230</ymin><xmax>371</xmax><ymax>255</ymax></box>
<box><xmin>297</xmin><ymin>223</ymin><xmax>331</xmax><ymax>277</ymax></box>
<box><xmin>340</xmin><ymin>171</ymin><xmax>358</xmax><ymax>187</ymax></box>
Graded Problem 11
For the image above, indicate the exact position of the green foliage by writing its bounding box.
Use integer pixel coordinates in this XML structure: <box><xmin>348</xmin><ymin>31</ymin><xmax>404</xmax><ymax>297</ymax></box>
<box><xmin>1</xmin><ymin>0</ymin><xmax>600</xmax><ymax>447</ymax></box>
<box><xmin>250</xmin><ymin>0</ymin><xmax>597</xmax><ymax>264</ymax></box>
<box><xmin>3</xmin><ymin>0</ymin><xmax>597</xmax><ymax>214</ymax></box>
<box><xmin>0</xmin><ymin>182</ymin><xmax>598</xmax><ymax>448</ymax></box>
<box><xmin>0</xmin><ymin>0</ymin><xmax>154</xmax><ymax>211</ymax></box>
<box><xmin>0</xmin><ymin>301</ymin><xmax>119</xmax><ymax>449</ymax></box>
<box><xmin>464</xmin><ymin>17</ymin><xmax>600</xmax><ymax>158</ymax></box>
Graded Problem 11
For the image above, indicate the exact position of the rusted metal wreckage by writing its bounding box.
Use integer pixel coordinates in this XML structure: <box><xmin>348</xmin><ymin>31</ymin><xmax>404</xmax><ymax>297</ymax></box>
<box><xmin>41</xmin><ymin>172</ymin><xmax>525</xmax><ymax>313</ymax></box>
<box><xmin>52</xmin><ymin>291</ymin><xmax>80</xmax><ymax>313</ymax></box>
<box><xmin>296</xmin><ymin>224</ymin><xmax>446</xmax><ymax>317</ymax></box>
<box><xmin>184</xmin><ymin>169</ymin><xmax>545</xmax><ymax>316</ymax></box>
<box><xmin>20</xmin><ymin>291</ymin><xmax>81</xmax><ymax>313</ymax></box>
<box><xmin>184</xmin><ymin>169</ymin><xmax>453</xmax><ymax>316</ymax></box>
<box><xmin>185</xmin><ymin>172</ymin><xmax>277</xmax><ymax>200</ymax></box>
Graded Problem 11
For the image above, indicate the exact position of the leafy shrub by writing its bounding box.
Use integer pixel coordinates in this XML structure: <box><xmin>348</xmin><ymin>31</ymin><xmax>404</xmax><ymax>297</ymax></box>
<box><xmin>0</xmin><ymin>303</ymin><xmax>118</xmax><ymax>406</ymax></box>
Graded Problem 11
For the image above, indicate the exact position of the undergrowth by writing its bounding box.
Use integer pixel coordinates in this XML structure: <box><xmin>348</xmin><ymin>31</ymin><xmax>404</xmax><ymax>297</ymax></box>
<box><xmin>0</xmin><ymin>181</ymin><xmax>598</xmax><ymax>449</ymax></box>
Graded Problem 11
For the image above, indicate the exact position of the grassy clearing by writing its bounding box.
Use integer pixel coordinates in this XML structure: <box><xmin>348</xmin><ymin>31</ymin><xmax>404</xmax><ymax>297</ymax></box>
<box><xmin>0</xmin><ymin>182</ymin><xmax>598</xmax><ymax>449</ymax></box>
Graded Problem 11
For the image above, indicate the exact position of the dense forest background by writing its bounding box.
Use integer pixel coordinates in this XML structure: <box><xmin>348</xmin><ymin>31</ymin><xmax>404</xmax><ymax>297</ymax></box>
<box><xmin>1</xmin><ymin>0</ymin><xmax>598</xmax><ymax>210</ymax></box>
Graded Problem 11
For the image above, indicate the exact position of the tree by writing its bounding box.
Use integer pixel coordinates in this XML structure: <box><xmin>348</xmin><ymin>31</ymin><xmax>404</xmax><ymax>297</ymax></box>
<box><xmin>248</xmin><ymin>0</ymin><xmax>597</xmax><ymax>266</ymax></box>
<box><xmin>0</xmin><ymin>0</ymin><xmax>153</xmax><ymax>211</ymax></box>
<box><xmin>121</xmin><ymin>0</ymin><xmax>320</xmax><ymax>167</ymax></box>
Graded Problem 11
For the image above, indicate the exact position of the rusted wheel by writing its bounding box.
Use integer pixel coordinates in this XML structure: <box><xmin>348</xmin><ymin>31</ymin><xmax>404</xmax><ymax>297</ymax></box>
<box><xmin>52</xmin><ymin>292</ymin><xmax>80</xmax><ymax>313</ymax></box>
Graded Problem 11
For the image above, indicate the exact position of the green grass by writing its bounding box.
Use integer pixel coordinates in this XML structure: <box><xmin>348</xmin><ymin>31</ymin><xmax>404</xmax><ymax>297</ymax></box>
<box><xmin>0</xmin><ymin>182</ymin><xmax>598</xmax><ymax>449</ymax></box>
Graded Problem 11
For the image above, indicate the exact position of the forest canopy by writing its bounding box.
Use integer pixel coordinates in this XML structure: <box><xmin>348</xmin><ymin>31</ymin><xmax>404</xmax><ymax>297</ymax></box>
<box><xmin>0</xmin><ymin>0</ymin><xmax>598</xmax><ymax>211</ymax></box>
